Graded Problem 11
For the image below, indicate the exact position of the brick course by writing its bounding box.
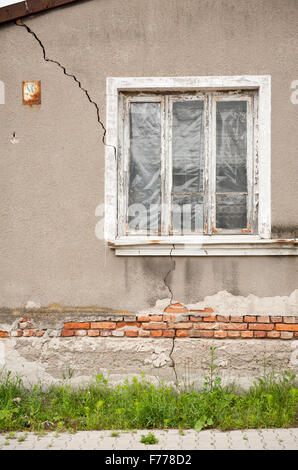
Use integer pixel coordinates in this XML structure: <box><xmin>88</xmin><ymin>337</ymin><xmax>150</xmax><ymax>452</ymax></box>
<box><xmin>0</xmin><ymin>304</ymin><xmax>297</xmax><ymax>340</ymax></box>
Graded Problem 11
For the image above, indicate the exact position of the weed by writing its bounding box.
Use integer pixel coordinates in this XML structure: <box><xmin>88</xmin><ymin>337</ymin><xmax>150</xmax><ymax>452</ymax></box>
<box><xmin>110</xmin><ymin>431</ymin><xmax>120</xmax><ymax>437</ymax></box>
<box><xmin>140</xmin><ymin>432</ymin><xmax>158</xmax><ymax>445</ymax></box>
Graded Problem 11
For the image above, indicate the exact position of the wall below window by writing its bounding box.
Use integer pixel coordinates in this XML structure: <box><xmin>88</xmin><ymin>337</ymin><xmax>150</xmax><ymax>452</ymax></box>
<box><xmin>0</xmin><ymin>302</ymin><xmax>297</xmax><ymax>388</ymax></box>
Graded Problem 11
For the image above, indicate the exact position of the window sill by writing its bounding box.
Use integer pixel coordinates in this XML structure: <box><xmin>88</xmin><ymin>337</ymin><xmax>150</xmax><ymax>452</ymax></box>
<box><xmin>109</xmin><ymin>236</ymin><xmax>298</xmax><ymax>256</ymax></box>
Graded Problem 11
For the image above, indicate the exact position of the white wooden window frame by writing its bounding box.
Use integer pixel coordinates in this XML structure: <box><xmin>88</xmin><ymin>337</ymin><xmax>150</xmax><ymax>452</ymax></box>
<box><xmin>105</xmin><ymin>75</ymin><xmax>298</xmax><ymax>256</ymax></box>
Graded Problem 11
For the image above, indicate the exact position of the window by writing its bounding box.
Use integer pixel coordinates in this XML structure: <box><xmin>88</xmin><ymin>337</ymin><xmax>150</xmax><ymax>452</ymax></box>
<box><xmin>118</xmin><ymin>91</ymin><xmax>255</xmax><ymax>236</ymax></box>
<box><xmin>104</xmin><ymin>76</ymin><xmax>285</xmax><ymax>256</ymax></box>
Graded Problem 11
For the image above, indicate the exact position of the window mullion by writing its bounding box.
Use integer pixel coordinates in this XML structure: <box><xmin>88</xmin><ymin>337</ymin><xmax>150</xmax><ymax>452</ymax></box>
<box><xmin>162</xmin><ymin>96</ymin><xmax>171</xmax><ymax>236</ymax></box>
<box><xmin>207</xmin><ymin>93</ymin><xmax>216</xmax><ymax>234</ymax></box>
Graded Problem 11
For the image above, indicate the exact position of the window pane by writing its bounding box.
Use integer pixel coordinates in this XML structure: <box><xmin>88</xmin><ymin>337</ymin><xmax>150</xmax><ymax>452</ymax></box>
<box><xmin>216</xmin><ymin>193</ymin><xmax>247</xmax><ymax>229</ymax></box>
<box><xmin>216</xmin><ymin>101</ymin><xmax>247</xmax><ymax>193</ymax></box>
<box><xmin>172</xmin><ymin>193</ymin><xmax>204</xmax><ymax>233</ymax></box>
<box><xmin>172</xmin><ymin>101</ymin><xmax>205</xmax><ymax>193</ymax></box>
<box><xmin>128</xmin><ymin>102</ymin><xmax>161</xmax><ymax>232</ymax></box>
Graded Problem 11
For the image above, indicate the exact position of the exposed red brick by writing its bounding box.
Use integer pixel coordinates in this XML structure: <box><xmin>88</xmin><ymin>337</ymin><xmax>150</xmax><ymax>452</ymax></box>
<box><xmin>244</xmin><ymin>316</ymin><xmax>257</xmax><ymax>323</ymax></box>
<box><xmin>214</xmin><ymin>331</ymin><xmax>227</xmax><ymax>338</ymax></box>
<box><xmin>163</xmin><ymin>314</ymin><xmax>177</xmax><ymax>322</ymax></box>
<box><xmin>151</xmin><ymin>330</ymin><xmax>163</xmax><ymax>337</ymax></box>
<box><xmin>270</xmin><ymin>316</ymin><xmax>283</xmax><ymax>323</ymax></box>
<box><xmin>283</xmin><ymin>317</ymin><xmax>296</xmax><ymax>324</ymax></box>
<box><xmin>189</xmin><ymin>330</ymin><xmax>201</xmax><ymax>338</ymax></box>
<box><xmin>91</xmin><ymin>322</ymin><xmax>116</xmax><ymax>330</ymax></box>
<box><xmin>254</xmin><ymin>331</ymin><xmax>266</xmax><ymax>338</ymax></box>
<box><xmin>280</xmin><ymin>332</ymin><xmax>294</xmax><ymax>339</ymax></box>
<box><xmin>201</xmin><ymin>331</ymin><xmax>214</xmax><ymax>338</ymax></box>
<box><xmin>294</xmin><ymin>332</ymin><xmax>298</xmax><ymax>338</ymax></box>
<box><xmin>75</xmin><ymin>330</ymin><xmax>87</xmax><ymax>336</ymax></box>
<box><xmin>163</xmin><ymin>330</ymin><xmax>175</xmax><ymax>338</ymax></box>
<box><xmin>230</xmin><ymin>316</ymin><xmax>243</xmax><ymax>323</ymax></box>
<box><xmin>222</xmin><ymin>323</ymin><xmax>247</xmax><ymax>331</ymax></box>
<box><xmin>88</xmin><ymin>330</ymin><xmax>99</xmax><ymax>337</ymax></box>
<box><xmin>216</xmin><ymin>315</ymin><xmax>229</xmax><ymax>322</ymax></box>
<box><xmin>125</xmin><ymin>330</ymin><xmax>138</xmax><ymax>337</ymax></box>
<box><xmin>176</xmin><ymin>330</ymin><xmax>188</xmax><ymax>338</ymax></box>
<box><xmin>227</xmin><ymin>331</ymin><xmax>240</xmax><ymax>338</ymax></box>
<box><xmin>35</xmin><ymin>331</ymin><xmax>45</xmax><ymax>337</ymax></box>
<box><xmin>23</xmin><ymin>330</ymin><xmax>35</xmax><ymax>337</ymax></box>
<box><xmin>257</xmin><ymin>316</ymin><xmax>270</xmax><ymax>323</ymax></box>
<box><xmin>10</xmin><ymin>330</ymin><xmax>23</xmax><ymax>337</ymax></box>
<box><xmin>203</xmin><ymin>316</ymin><xmax>216</xmax><ymax>322</ymax></box>
<box><xmin>267</xmin><ymin>331</ymin><xmax>281</xmax><ymax>339</ymax></box>
<box><xmin>142</xmin><ymin>322</ymin><xmax>166</xmax><ymax>330</ymax></box>
<box><xmin>164</xmin><ymin>303</ymin><xmax>188</xmax><ymax>313</ymax></box>
<box><xmin>62</xmin><ymin>329</ymin><xmax>74</xmax><ymax>337</ymax></box>
<box><xmin>275</xmin><ymin>324</ymin><xmax>298</xmax><ymax>331</ymax></box>
<box><xmin>100</xmin><ymin>331</ymin><xmax>111</xmax><ymax>337</ymax></box>
<box><xmin>190</xmin><ymin>316</ymin><xmax>203</xmax><ymax>322</ymax></box>
<box><xmin>64</xmin><ymin>322</ymin><xmax>90</xmax><ymax>330</ymax></box>
<box><xmin>138</xmin><ymin>316</ymin><xmax>150</xmax><ymax>322</ymax></box>
<box><xmin>139</xmin><ymin>330</ymin><xmax>150</xmax><ymax>337</ymax></box>
<box><xmin>193</xmin><ymin>322</ymin><xmax>219</xmax><ymax>330</ymax></box>
<box><xmin>241</xmin><ymin>331</ymin><xmax>254</xmax><ymax>338</ymax></box>
<box><xmin>248</xmin><ymin>323</ymin><xmax>274</xmax><ymax>331</ymax></box>
<box><xmin>19</xmin><ymin>318</ymin><xmax>29</xmax><ymax>323</ymax></box>
<box><xmin>116</xmin><ymin>322</ymin><xmax>141</xmax><ymax>329</ymax></box>
<box><xmin>0</xmin><ymin>331</ymin><xmax>8</xmax><ymax>338</ymax></box>
<box><xmin>19</xmin><ymin>322</ymin><xmax>33</xmax><ymax>330</ymax></box>
<box><xmin>168</xmin><ymin>322</ymin><xmax>193</xmax><ymax>329</ymax></box>
<box><xmin>149</xmin><ymin>315</ymin><xmax>163</xmax><ymax>321</ymax></box>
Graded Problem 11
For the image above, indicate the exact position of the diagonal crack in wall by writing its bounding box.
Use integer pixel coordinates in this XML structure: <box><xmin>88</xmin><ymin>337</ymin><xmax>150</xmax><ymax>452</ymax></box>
<box><xmin>16</xmin><ymin>17</ymin><xmax>177</xmax><ymax>328</ymax></box>
<box><xmin>15</xmin><ymin>19</ymin><xmax>116</xmax><ymax>157</ymax></box>
<box><xmin>163</xmin><ymin>244</ymin><xmax>176</xmax><ymax>304</ymax></box>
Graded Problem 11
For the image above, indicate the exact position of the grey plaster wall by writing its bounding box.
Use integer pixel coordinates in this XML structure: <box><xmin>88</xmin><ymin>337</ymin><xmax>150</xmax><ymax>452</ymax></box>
<box><xmin>0</xmin><ymin>0</ymin><xmax>298</xmax><ymax>311</ymax></box>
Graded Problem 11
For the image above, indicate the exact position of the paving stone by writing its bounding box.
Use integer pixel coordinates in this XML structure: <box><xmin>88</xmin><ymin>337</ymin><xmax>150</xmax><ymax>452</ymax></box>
<box><xmin>0</xmin><ymin>428</ymin><xmax>297</xmax><ymax>450</ymax></box>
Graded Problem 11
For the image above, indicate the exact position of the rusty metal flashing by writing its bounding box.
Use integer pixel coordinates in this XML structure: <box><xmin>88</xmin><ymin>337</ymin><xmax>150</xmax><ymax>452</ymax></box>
<box><xmin>0</xmin><ymin>0</ymin><xmax>79</xmax><ymax>24</ymax></box>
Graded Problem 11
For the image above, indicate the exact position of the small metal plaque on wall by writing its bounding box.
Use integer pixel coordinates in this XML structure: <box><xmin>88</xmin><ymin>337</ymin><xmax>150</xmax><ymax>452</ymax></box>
<box><xmin>22</xmin><ymin>81</ymin><xmax>41</xmax><ymax>105</ymax></box>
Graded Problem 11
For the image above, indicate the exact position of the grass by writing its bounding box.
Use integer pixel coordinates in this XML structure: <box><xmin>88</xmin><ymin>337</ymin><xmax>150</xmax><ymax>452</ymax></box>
<box><xmin>0</xmin><ymin>348</ymin><xmax>297</xmax><ymax>433</ymax></box>
<box><xmin>140</xmin><ymin>432</ymin><xmax>158</xmax><ymax>444</ymax></box>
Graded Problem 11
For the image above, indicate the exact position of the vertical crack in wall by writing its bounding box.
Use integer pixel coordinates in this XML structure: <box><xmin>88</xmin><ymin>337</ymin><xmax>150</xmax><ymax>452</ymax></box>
<box><xmin>163</xmin><ymin>244</ymin><xmax>176</xmax><ymax>304</ymax></box>
<box><xmin>15</xmin><ymin>19</ymin><xmax>116</xmax><ymax>158</ymax></box>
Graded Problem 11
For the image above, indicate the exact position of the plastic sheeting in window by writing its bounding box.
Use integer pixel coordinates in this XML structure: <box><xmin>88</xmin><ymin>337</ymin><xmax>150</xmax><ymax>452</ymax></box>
<box><xmin>172</xmin><ymin>100</ymin><xmax>205</xmax><ymax>232</ymax></box>
<box><xmin>128</xmin><ymin>102</ymin><xmax>161</xmax><ymax>232</ymax></box>
<box><xmin>172</xmin><ymin>101</ymin><xmax>205</xmax><ymax>193</ymax></box>
<box><xmin>216</xmin><ymin>101</ymin><xmax>247</xmax><ymax>229</ymax></box>
<box><xmin>172</xmin><ymin>193</ymin><xmax>204</xmax><ymax>233</ymax></box>
<box><xmin>216</xmin><ymin>193</ymin><xmax>247</xmax><ymax>229</ymax></box>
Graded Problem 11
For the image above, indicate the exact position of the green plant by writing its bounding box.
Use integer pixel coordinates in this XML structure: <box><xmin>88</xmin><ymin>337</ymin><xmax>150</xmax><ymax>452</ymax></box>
<box><xmin>110</xmin><ymin>431</ymin><xmax>120</xmax><ymax>437</ymax></box>
<box><xmin>140</xmin><ymin>432</ymin><xmax>158</xmax><ymax>445</ymax></box>
<box><xmin>0</xmin><ymin>364</ymin><xmax>296</xmax><ymax>433</ymax></box>
<box><xmin>202</xmin><ymin>346</ymin><xmax>222</xmax><ymax>392</ymax></box>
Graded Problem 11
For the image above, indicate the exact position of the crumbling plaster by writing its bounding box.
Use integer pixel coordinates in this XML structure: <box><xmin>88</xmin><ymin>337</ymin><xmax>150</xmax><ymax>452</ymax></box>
<box><xmin>0</xmin><ymin>336</ymin><xmax>297</xmax><ymax>390</ymax></box>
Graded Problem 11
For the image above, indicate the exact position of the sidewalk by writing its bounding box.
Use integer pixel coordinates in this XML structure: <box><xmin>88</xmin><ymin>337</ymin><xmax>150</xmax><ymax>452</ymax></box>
<box><xmin>0</xmin><ymin>428</ymin><xmax>297</xmax><ymax>450</ymax></box>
